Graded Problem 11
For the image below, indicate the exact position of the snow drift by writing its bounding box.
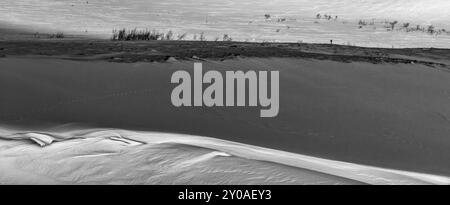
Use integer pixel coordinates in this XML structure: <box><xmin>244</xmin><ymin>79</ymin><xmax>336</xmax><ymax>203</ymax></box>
<box><xmin>1</xmin><ymin>125</ymin><xmax>449</xmax><ymax>185</ymax></box>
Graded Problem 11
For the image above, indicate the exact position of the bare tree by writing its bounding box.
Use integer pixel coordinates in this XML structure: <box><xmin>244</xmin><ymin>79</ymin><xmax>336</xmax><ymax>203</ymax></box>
<box><xmin>389</xmin><ymin>21</ymin><xmax>398</xmax><ymax>30</ymax></box>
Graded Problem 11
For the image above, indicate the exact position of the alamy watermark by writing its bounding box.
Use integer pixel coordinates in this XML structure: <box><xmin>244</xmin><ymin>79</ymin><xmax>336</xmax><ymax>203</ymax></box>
<box><xmin>171</xmin><ymin>63</ymin><xmax>279</xmax><ymax>117</ymax></box>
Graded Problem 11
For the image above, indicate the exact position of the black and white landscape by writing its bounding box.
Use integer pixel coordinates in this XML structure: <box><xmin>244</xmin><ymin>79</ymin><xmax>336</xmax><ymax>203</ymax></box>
<box><xmin>1</xmin><ymin>0</ymin><xmax>450</xmax><ymax>185</ymax></box>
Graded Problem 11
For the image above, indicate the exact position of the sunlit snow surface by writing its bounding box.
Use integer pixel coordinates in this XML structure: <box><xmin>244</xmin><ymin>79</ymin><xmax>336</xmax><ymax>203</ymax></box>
<box><xmin>1</xmin><ymin>0</ymin><xmax>450</xmax><ymax>47</ymax></box>
<box><xmin>1</xmin><ymin>125</ymin><xmax>449</xmax><ymax>185</ymax></box>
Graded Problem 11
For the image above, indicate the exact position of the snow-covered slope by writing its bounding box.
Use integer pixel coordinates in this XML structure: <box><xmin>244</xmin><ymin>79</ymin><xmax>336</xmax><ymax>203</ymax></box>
<box><xmin>1</xmin><ymin>0</ymin><xmax>449</xmax><ymax>47</ymax></box>
<box><xmin>1</xmin><ymin>126</ymin><xmax>449</xmax><ymax>185</ymax></box>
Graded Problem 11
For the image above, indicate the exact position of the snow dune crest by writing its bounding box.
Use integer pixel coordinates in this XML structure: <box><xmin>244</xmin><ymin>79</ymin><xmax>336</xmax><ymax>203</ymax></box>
<box><xmin>0</xmin><ymin>126</ymin><xmax>449</xmax><ymax>185</ymax></box>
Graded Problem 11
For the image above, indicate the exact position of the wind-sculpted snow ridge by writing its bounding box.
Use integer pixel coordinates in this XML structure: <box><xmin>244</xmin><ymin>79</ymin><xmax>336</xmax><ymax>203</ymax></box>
<box><xmin>0</xmin><ymin>125</ymin><xmax>449</xmax><ymax>185</ymax></box>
